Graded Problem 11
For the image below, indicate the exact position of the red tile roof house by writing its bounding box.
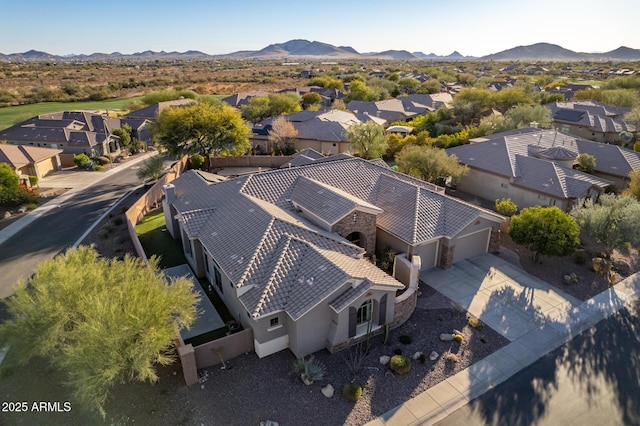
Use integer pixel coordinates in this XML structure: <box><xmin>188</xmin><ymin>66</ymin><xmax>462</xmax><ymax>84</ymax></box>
<box><xmin>162</xmin><ymin>155</ymin><xmax>503</xmax><ymax>358</ymax></box>
<box><xmin>0</xmin><ymin>144</ymin><xmax>63</xmax><ymax>184</ymax></box>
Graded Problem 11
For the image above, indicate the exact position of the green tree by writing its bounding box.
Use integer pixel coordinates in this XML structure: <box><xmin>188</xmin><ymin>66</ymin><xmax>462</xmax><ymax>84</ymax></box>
<box><xmin>0</xmin><ymin>246</ymin><xmax>199</xmax><ymax>416</ymax></box>
<box><xmin>571</xmin><ymin>194</ymin><xmax>640</xmax><ymax>257</ymax></box>
<box><xmin>493</xmin><ymin>88</ymin><xmax>533</xmax><ymax>112</ymax></box>
<box><xmin>417</xmin><ymin>80</ymin><xmax>441</xmax><ymax>94</ymax></box>
<box><xmin>509</xmin><ymin>206</ymin><xmax>580</xmax><ymax>261</ymax></box>
<box><xmin>503</xmin><ymin>104</ymin><xmax>553</xmax><ymax>129</ymax></box>
<box><xmin>136</xmin><ymin>155</ymin><xmax>165</xmax><ymax>181</ymax></box>
<box><xmin>452</xmin><ymin>88</ymin><xmax>494</xmax><ymax>124</ymax></box>
<box><xmin>623</xmin><ymin>170</ymin><xmax>640</xmax><ymax>201</ymax></box>
<box><xmin>397</xmin><ymin>77</ymin><xmax>420</xmax><ymax>94</ymax></box>
<box><xmin>395</xmin><ymin>145</ymin><xmax>469</xmax><ymax>185</ymax></box>
<box><xmin>73</xmin><ymin>153</ymin><xmax>91</xmax><ymax>168</ymax></box>
<box><xmin>346</xmin><ymin>80</ymin><xmax>378</xmax><ymax>102</ymax></box>
<box><xmin>346</xmin><ymin>121</ymin><xmax>387</xmax><ymax>160</ymax></box>
<box><xmin>152</xmin><ymin>102</ymin><xmax>252</xmax><ymax>158</ymax></box>
<box><xmin>189</xmin><ymin>154</ymin><xmax>205</xmax><ymax>170</ymax></box>
<box><xmin>242</xmin><ymin>96</ymin><xmax>271</xmax><ymax>122</ymax></box>
<box><xmin>241</xmin><ymin>92</ymin><xmax>301</xmax><ymax>122</ymax></box>
<box><xmin>495</xmin><ymin>198</ymin><xmax>518</xmax><ymax>216</ymax></box>
<box><xmin>0</xmin><ymin>163</ymin><xmax>37</xmax><ymax>206</ymax></box>
<box><xmin>575</xmin><ymin>153</ymin><xmax>596</xmax><ymax>174</ymax></box>
<box><xmin>301</xmin><ymin>92</ymin><xmax>322</xmax><ymax>110</ymax></box>
<box><xmin>112</xmin><ymin>124</ymin><xmax>132</xmax><ymax>152</ymax></box>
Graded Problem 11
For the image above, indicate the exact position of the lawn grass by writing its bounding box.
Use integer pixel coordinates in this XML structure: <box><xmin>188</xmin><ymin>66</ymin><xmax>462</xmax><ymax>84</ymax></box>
<box><xmin>0</xmin><ymin>96</ymin><xmax>145</xmax><ymax>130</ymax></box>
<box><xmin>135</xmin><ymin>209</ymin><xmax>186</xmax><ymax>269</ymax></box>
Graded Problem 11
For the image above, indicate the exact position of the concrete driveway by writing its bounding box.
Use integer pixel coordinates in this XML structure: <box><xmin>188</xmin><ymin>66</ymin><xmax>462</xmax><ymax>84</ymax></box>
<box><xmin>422</xmin><ymin>254</ymin><xmax>582</xmax><ymax>341</ymax></box>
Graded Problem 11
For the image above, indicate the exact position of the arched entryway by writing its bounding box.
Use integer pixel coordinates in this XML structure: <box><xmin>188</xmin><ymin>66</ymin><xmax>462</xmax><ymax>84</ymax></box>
<box><xmin>345</xmin><ymin>231</ymin><xmax>364</xmax><ymax>249</ymax></box>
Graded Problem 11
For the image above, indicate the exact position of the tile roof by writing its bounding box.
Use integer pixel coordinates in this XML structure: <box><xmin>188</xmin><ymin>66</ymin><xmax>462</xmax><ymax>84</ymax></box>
<box><xmin>448</xmin><ymin>129</ymin><xmax>618</xmax><ymax>197</ymax></box>
<box><xmin>0</xmin><ymin>144</ymin><xmax>62</xmax><ymax>168</ymax></box>
<box><xmin>170</xmin><ymin>155</ymin><xmax>498</xmax><ymax>320</ymax></box>
<box><xmin>291</xmin><ymin>175</ymin><xmax>382</xmax><ymax>225</ymax></box>
<box><xmin>547</xmin><ymin>101</ymin><xmax>635</xmax><ymax>133</ymax></box>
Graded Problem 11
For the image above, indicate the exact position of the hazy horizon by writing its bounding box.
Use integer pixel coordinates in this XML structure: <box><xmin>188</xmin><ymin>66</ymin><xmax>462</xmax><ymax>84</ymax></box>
<box><xmin>2</xmin><ymin>0</ymin><xmax>639</xmax><ymax>57</ymax></box>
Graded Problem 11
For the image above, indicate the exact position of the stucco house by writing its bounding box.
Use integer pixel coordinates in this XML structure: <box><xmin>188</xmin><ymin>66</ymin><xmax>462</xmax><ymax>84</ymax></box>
<box><xmin>162</xmin><ymin>156</ymin><xmax>503</xmax><ymax>358</ymax></box>
<box><xmin>251</xmin><ymin>110</ymin><xmax>385</xmax><ymax>154</ymax></box>
<box><xmin>0</xmin><ymin>111</ymin><xmax>122</xmax><ymax>158</ymax></box>
<box><xmin>0</xmin><ymin>144</ymin><xmax>62</xmax><ymax>183</ymax></box>
<box><xmin>545</xmin><ymin>101</ymin><xmax>634</xmax><ymax>145</ymax></box>
<box><xmin>447</xmin><ymin>128</ymin><xmax>628</xmax><ymax>211</ymax></box>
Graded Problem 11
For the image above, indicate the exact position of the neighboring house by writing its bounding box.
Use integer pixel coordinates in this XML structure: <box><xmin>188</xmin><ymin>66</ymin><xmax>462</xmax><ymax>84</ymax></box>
<box><xmin>220</xmin><ymin>91</ymin><xmax>270</xmax><ymax>108</ymax></box>
<box><xmin>0</xmin><ymin>144</ymin><xmax>62</xmax><ymax>183</ymax></box>
<box><xmin>546</xmin><ymin>101</ymin><xmax>634</xmax><ymax>144</ymax></box>
<box><xmin>162</xmin><ymin>156</ymin><xmax>503</xmax><ymax>358</ymax></box>
<box><xmin>251</xmin><ymin>109</ymin><xmax>385</xmax><ymax>154</ymax></box>
<box><xmin>0</xmin><ymin>111</ymin><xmax>122</xmax><ymax>158</ymax></box>
<box><xmin>125</xmin><ymin>98</ymin><xmax>196</xmax><ymax>145</ymax></box>
<box><xmin>346</xmin><ymin>93</ymin><xmax>453</xmax><ymax>125</ymax></box>
<box><xmin>448</xmin><ymin>128</ymin><xmax>632</xmax><ymax>210</ymax></box>
<box><xmin>278</xmin><ymin>86</ymin><xmax>346</xmax><ymax>107</ymax></box>
<box><xmin>547</xmin><ymin>83</ymin><xmax>595</xmax><ymax>101</ymax></box>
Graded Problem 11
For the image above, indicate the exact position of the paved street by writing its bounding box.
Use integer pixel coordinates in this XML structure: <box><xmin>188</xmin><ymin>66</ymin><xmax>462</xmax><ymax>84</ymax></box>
<box><xmin>435</xmin><ymin>298</ymin><xmax>640</xmax><ymax>426</ymax></box>
<box><xmin>0</xmin><ymin>156</ymin><xmax>152</xmax><ymax>300</ymax></box>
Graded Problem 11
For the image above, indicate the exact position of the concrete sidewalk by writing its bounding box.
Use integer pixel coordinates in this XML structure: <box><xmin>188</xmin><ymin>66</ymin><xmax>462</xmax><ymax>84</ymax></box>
<box><xmin>0</xmin><ymin>152</ymin><xmax>156</xmax><ymax>246</ymax></box>
<box><xmin>365</xmin><ymin>254</ymin><xmax>640</xmax><ymax>426</ymax></box>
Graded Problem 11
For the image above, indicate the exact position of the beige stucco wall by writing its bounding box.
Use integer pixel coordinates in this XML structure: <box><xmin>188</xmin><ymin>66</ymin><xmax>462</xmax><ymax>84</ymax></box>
<box><xmin>376</xmin><ymin>228</ymin><xmax>411</xmax><ymax>260</ymax></box>
<box><xmin>457</xmin><ymin>168</ymin><xmax>567</xmax><ymax>210</ymax></box>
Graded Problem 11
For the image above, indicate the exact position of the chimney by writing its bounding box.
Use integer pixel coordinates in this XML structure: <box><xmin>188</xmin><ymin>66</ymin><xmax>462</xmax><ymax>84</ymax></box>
<box><xmin>163</xmin><ymin>183</ymin><xmax>176</xmax><ymax>204</ymax></box>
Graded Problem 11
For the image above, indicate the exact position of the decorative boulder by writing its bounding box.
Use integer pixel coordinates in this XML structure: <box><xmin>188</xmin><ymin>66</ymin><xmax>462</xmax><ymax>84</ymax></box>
<box><xmin>379</xmin><ymin>355</ymin><xmax>390</xmax><ymax>365</ymax></box>
<box><xmin>613</xmin><ymin>259</ymin><xmax>631</xmax><ymax>276</ymax></box>
<box><xmin>429</xmin><ymin>351</ymin><xmax>439</xmax><ymax>361</ymax></box>
<box><xmin>260</xmin><ymin>421</ymin><xmax>279</xmax><ymax>426</ymax></box>
<box><xmin>592</xmin><ymin>257</ymin><xmax>610</xmax><ymax>274</ymax></box>
<box><xmin>3</xmin><ymin>211</ymin><xmax>11</xmax><ymax>219</ymax></box>
<box><xmin>412</xmin><ymin>351</ymin><xmax>423</xmax><ymax>360</ymax></box>
<box><xmin>321</xmin><ymin>384</ymin><xmax>335</xmax><ymax>398</ymax></box>
<box><xmin>440</xmin><ymin>333</ymin><xmax>455</xmax><ymax>342</ymax></box>
<box><xmin>452</xmin><ymin>329</ymin><xmax>462</xmax><ymax>335</ymax></box>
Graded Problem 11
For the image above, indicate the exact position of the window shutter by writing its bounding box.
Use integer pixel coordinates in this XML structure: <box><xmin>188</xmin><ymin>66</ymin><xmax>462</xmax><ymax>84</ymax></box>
<box><xmin>348</xmin><ymin>307</ymin><xmax>357</xmax><ymax>338</ymax></box>
<box><xmin>378</xmin><ymin>294</ymin><xmax>387</xmax><ymax>325</ymax></box>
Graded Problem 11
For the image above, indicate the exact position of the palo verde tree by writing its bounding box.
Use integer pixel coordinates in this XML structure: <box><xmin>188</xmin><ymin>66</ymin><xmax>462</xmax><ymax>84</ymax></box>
<box><xmin>152</xmin><ymin>101</ymin><xmax>252</xmax><ymax>159</ymax></box>
<box><xmin>0</xmin><ymin>246</ymin><xmax>199</xmax><ymax>417</ymax></box>
<box><xmin>508</xmin><ymin>206</ymin><xmax>580</xmax><ymax>261</ymax></box>
<box><xmin>570</xmin><ymin>194</ymin><xmax>640</xmax><ymax>258</ymax></box>
<box><xmin>395</xmin><ymin>145</ymin><xmax>469</xmax><ymax>185</ymax></box>
<box><xmin>346</xmin><ymin>121</ymin><xmax>387</xmax><ymax>160</ymax></box>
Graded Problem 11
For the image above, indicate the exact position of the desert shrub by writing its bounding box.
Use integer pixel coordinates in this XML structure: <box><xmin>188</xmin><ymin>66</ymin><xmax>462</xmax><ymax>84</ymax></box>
<box><xmin>393</xmin><ymin>348</ymin><xmax>402</xmax><ymax>355</ymax></box>
<box><xmin>292</xmin><ymin>356</ymin><xmax>325</xmax><ymax>384</ymax></box>
<box><xmin>28</xmin><ymin>175</ymin><xmax>38</xmax><ymax>188</ymax></box>
<box><xmin>454</xmin><ymin>333</ymin><xmax>464</xmax><ymax>343</ymax></box>
<box><xmin>342</xmin><ymin>382</ymin><xmax>363</xmax><ymax>402</ymax></box>
<box><xmin>97</xmin><ymin>228</ymin><xmax>110</xmax><ymax>240</ymax></box>
<box><xmin>495</xmin><ymin>198</ymin><xmax>518</xmax><ymax>217</ymax></box>
<box><xmin>94</xmin><ymin>156</ymin><xmax>111</xmax><ymax>165</ymax></box>
<box><xmin>389</xmin><ymin>355</ymin><xmax>411</xmax><ymax>375</ymax></box>
<box><xmin>92</xmin><ymin>165</ymin><xmax>105</xmax><ymax>171</ymax></box>
<box><xmin>418</xmin><ymin>354</ymin><xmax>426</xmax><ymax>364</ymax></box>
<box><xmin>113</xmin><ymin>236</ymin><xmax>126</xmax><ymax>245</ymax></box>
<box><xmin>468</xmin><ymin>317</ymin><xmax>484</xmax><ymax>330</ymax></box>
<box><xmin>573</xmin><ymin>250</ymin><xmax>588</xmax><ymax>265</ymax></box>
<box><xmin>444</xmin><ymin>352</ymin><xmax>460</xmax><ymax>363</ymax></box>
<box><xmin>189</xmin><ymin>154</ymin><xmax>205</xmax><ymax>170</ymax></box>
<box><xmin>398</xmin><ymin>335</ymin><xmax>412</xmax><ymax>345</ymax></box>
<box><xmin>73</xmin><ymin>154</ymin><xmax>90</xmax><ymax>169</ymax></box>
<box><xmin>26</xmin><ymin>203</ymin><xmax>38</xmax><ymax>210</ymax></box>
<box><xmin>111</xmin><ymin>216</ymin><xmax>124</xmax><ymax>226</ymax></box>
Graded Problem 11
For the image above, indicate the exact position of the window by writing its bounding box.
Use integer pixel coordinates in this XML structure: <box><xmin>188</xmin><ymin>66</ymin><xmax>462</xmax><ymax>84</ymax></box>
<box><xmin>356</xmin><ymin>300</ymin><xmax>372</xmax><ymax>326</ymax></box>
<box><xmin>214</xmin><ymin>266</ymin><xmax>222</xmax><ymax>293</ymax></box>
<box><xmin>270</xmin><ymin>317</ymin><xmax>279</xmax><ymax>327</ymax></box>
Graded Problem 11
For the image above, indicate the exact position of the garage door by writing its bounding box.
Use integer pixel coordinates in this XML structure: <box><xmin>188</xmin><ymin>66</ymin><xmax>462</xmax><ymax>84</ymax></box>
<box><xmin>452</xmin><ymin>228</ymin><xmax>490</xmax><ymax>264</ymax></box>
<box><xmin>416</xmin><ymin>241</ymin><xmax>439</xmax><ymax>271</ymax></box>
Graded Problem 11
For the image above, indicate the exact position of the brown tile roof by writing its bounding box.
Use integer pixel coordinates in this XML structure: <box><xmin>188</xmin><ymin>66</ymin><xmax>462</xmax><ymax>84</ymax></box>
<box><xmin>171</xmin><ymin>155</ymin><xmax>500</xmax><ymax>320</ymax></box>
<box><xmin>0</xmin><ymin>144</ymin><xmax>62</xmax><ymax>168</ymax></box>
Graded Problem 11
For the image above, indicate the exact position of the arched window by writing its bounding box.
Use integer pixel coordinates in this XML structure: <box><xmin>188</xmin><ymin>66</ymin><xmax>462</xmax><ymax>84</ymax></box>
<box><xmin>356</xmin><ymin>300</ymin><xmax>372</xmax><ymax>326</ymax></box>
<box><xmin>346</xmin><ymin>231</ymin><xmax>363</xmax><ymax>248</ymax></box>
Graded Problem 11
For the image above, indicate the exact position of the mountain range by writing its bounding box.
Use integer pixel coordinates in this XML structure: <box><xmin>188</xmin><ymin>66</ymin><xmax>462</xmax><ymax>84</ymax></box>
<box><xmin>1</xmin><ymin>40</ymin><xmax>639</xmax><ymax>62</ymax></box>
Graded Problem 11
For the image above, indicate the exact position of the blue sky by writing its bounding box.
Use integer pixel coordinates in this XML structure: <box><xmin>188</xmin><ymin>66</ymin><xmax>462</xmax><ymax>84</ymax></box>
<box><xmin>2</xmin><ymin>0</ymin><xmax>639</xmax><ymax>57</ymax></box>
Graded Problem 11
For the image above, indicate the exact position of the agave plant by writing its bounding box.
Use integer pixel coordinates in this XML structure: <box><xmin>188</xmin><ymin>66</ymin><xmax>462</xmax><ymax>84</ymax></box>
<box><xmin>292</xmin><ymin>356</ymin><xmax>326</xmax><ymax>385</ymax></box>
